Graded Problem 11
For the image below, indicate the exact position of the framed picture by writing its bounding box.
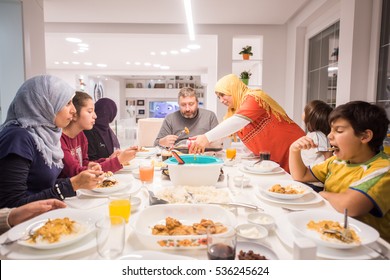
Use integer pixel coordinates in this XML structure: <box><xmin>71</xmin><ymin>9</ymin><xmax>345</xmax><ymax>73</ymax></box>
<box><xmin>137</xmin><ymin>100</ymin><xmax>145</xmax><ymax>106</ymax></box>
<box><xmin>138</xmin><ymin>109</ymin><xmax>145</xmax><ymax>115</ymax></box>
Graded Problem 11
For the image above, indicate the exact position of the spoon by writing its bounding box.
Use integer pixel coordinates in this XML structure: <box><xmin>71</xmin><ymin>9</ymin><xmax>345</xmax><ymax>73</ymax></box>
<box><xmin>171</xmin><ymin>150</ymin><xmax>185</xmax><ymax>165</ymax></box>
<box><xmin>142</xmin><ymin>186</ymin><xmax>169</xmax><ymax>205</ymax></box>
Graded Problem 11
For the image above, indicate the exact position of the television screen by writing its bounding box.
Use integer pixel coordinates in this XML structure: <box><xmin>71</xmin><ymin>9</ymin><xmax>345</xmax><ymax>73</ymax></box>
<box><xmin>149</xmin><ymin>101</ymin><xmax>179</xmax><ymax>118</ymax></box>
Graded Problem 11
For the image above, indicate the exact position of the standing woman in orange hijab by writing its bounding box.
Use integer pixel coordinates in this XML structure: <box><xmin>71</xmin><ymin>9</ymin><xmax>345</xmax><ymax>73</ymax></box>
<box><xmin>189</xmin><ymin>74</ymin><xmax>305</xmax><ymax>173</ymax></box>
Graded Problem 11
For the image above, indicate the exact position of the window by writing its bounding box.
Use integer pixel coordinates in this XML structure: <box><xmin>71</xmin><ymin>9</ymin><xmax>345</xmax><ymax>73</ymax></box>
<box><xmin>376</xmin><ymin>0</ymin><xmax>390</xmax><ymax>118</ymax></box>
<box><xmin>307</xmin><ymin>21</ymin><xmax>339</xmax><ymax>108</ymax></box>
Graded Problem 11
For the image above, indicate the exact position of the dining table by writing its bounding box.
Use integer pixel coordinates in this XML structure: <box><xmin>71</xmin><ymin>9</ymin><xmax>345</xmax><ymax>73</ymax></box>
<box><xmin>0</xmin><ymin>146</ymin><xmax>389</xmax><ymax>261</ymax></box>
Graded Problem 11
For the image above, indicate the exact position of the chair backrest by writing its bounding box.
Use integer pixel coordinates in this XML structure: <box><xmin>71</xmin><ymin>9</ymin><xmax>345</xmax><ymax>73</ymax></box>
<box><xmin>137</xmin><ymin>118</ymin><xmax>164</xmax><ymax>147</ymax></box>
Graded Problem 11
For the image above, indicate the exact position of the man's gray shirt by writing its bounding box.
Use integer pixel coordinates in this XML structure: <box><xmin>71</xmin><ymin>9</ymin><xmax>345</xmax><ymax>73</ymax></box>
<box><xmin>154</xmin><ymin>108</ymin><xmax>219</xmax><ymax>146</ymax></box>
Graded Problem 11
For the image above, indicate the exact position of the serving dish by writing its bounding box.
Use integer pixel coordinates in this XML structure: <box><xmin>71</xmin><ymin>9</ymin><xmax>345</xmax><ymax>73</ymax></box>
<box><xmin>165</xmin><ymin>155</ymin><xmax>223</xmax><ymax>186</ymax></box>
<box><xmin>236</xmin><ymin>241</ymin><xmax>279</xmax><ymax>260</ymax></box>
<box><xmin>247</xmin><ymin>212</ymin><xmax>275</xmax><ymax>230</ymax></box>
<box><xmin>236</xmin><ymin>224</ymin><xmax>268</xmax><ymax>241</ymax></box>
<box><xmin>287</xmin><ymin>210</ymin><xmax>379</xmax><ymax>249</ymax></box>
<box><xmin>133</xmin><ymin>204</ymin><xmax>236</xmax><ymax>250</ymax></box>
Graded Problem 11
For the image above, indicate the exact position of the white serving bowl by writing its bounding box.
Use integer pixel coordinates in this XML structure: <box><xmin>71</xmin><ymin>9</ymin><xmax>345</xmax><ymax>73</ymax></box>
<box><xmin>247</xmin><ymin>212</ymin><xmax>275</xmax><ymax>231</ymax></box>
<box><xmin>133</xmin><ymin>204</ymin><xmax>236</xmax><ymax>250</ymax></box>
<box><xmin>236</xmin><ymin>223</ymin><xmax>268</xmax><ymax>241</ymax></box>
<box><xmin>165</xmin><ymin>155</ymin><xmax>223</xmax><ymax>186</ymax></box>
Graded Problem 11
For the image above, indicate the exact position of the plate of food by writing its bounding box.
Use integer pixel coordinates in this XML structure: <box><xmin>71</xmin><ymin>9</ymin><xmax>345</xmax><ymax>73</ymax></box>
<box><xmin>263</xmin><ymin>180</ymin><xmax>310</xmax><ymax>200</ymax></box>
<box><xmin>287</xmin><ymin>210</ymin><xmax>380</xmax><ymax>249</ymax></box>
<box><xmin>135</xmin><ymin>147</ymin><xmax>157</xmax><ymax>158</ymax></box>
<box><xmin>257</xmin><ymin>181</ymin><xmax>323</xmax><ymax>205</ymax></box>
<box><xmin>236</xmin><ymin>241</ymin><xmax>279</xmax><ymax>260</ymax></box>
<box><xmin>133</xmin><ymin>204</ymin><xmax>236</xmax><ymax>250</ymax></box>
<box><xmin>91</xmin><ymin>172</ymin><xmax>129</xmax><ymax>193</ymax></box>
<box><xmin>7</xmin><ymin>209</ymin><xmax>96</xmax><ymax>250</ymax></box>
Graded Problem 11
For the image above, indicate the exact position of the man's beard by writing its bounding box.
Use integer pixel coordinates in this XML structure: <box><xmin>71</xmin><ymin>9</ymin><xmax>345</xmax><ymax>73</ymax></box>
<box><xmin>181</xmin><ymin>109</ymin><xmax>198</xmax><ymax>119</ymax></box>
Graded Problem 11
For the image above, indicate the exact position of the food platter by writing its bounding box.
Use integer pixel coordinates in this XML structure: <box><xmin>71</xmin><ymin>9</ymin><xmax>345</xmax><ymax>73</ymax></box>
<box><xmin>287</xmin><ymin>210</ymin><xmax>379</xmax><ymax>249</ymax></box>
<box><xmin>133</xmin><ymin>204</ymin><xmax>236</xmax><ymax>250</ymax></box>
<box><xmin>256</xmin><ymin>182</ymin><xmax>323</xmax><ymax>206</ymax></box>
<box><xmin>3</xmin><ymin>208</ymin><xmax>102</xmax><ymax>259</ymax></box>
<box><xmin>236</xmin><ymin>241</ymin><xmax>279</xmax><ymax>260</ymax></box>
<box><xmin>275</xmin><ymin>214</ymin><xmax>382</xmax><ymax>259</ymax></box>
<box><xmin>262</xmin><ymin>180</ymin><xmax>310</xmax><ymax>200</ymax></box>
<box><xmin>16</xmin><ymin>218</ymin><xmax>93</xmax><ymax>250</ymax></box>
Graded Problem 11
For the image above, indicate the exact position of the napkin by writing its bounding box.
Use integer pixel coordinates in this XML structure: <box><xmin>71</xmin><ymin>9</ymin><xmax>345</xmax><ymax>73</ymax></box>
<box><xmin>65</xmin><ymin>197</ymin><xmax>107</xmax><ymax>209</ymax></box>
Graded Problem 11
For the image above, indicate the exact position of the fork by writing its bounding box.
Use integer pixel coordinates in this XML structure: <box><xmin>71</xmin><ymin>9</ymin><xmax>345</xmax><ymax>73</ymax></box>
<box><xmin>251</xmin><ymin>158</ymin><xmax>263</xmax><ymax>167</ymax></box>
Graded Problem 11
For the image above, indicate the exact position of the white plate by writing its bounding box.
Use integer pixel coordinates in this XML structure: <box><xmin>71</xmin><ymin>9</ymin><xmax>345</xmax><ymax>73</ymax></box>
<box><xmin>91</xmin><ymin>173</ymin><xmax>135</xmax><ymax>194</ymax></box>
<box><xmin>4</xmin><ymin>208</ymin><xmax>102</xmax><ymax>259</ymax></box>
<box><xmin>239</xmin><ymin>166</ymin><xmax>285</xmax><ymax>175</ymax></box>
<box><xmin>133</xmin><ymin>204</ymin><xmax>236</xmax><ymax>250</ymax></box>
<box><xmin>77</xmin><ymin>180</ymin><xmax>141</xmax><ymax>198</ymax></box>
<box><xmin>287</xmin><ymin>210</ymin><xmax>380</xmax><ymax>249</ymax></box>
<box><xmin>236</xmin><ymin>241</ymin><xmax>279</xmax><ymax>260</ymax></box>
<box><xmin>16</xmin><ymin>218</ymin><xmax>93</xmax><ymax>250</ymax></box>
<box><xmin>263</xmin><ymin>180</ymin><xmax>310</xmax><ymax>200</ymax></box>
<box><xmin>243</xmin><ymin>160</ymin><xmax>280</xmax><ymax>173</ymax></box>
<box><xmin>136</xmin><ymin>147</ymin><xmax>157</xmax><ymax>158</ymax></box>
<box><xmin>256</xmin><ymin>183</ymin><xmax>324</xmax><ymax>206</ymax></box>
<box><xmin>118</xmin><ymin>250</ymin><xmax>196</xmax><ymax>260</ymax></box>
<box><xmin>275</xmin><ymin>215</ymin><xmax>382</xmax><ymax>259</ymax></box>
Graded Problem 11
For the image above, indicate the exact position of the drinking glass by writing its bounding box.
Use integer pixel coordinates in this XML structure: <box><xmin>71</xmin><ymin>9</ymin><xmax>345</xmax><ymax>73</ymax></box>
<box><xmin>207</xmin><ymin>225</ymin><xmax>236</xmax><ymax>260</ymax></box>
<box><xmin>139</xmin><ymin>162</ymin><xmax>154</xmax><ymax>186</ymax></box>
<box><xmin>109</xmin><ymin>194</ymin><xmax>131</xmax><ymax>223</ymax></box>
<box><xmin>226</xmin><ymin>148</ymin><xmax>237</xmax><ymax>160</ymax></box>
<box><xmin>259</xmin><ymin>151</ymin><xmax>271</xmax><ymax>161</ymax></box>
<box><xmin>96</xmin><ymin>216</ymin><xmax>125</xmax><ymax>259</ymax></box>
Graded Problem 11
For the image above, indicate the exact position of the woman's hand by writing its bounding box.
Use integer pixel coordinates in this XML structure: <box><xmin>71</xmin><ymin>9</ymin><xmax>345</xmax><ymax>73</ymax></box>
<box><xmin>117</xmin><ymin>147</ymin><xmax>138</xmax><ymax>165</ymax></box>
<box><xmin>70</xmin><ymin>169</ymin><xmax>105</xmax><ymax>191</ymax></box>
<box><xmin>8</xmin><ymin>199</ymin><xmax>67</xmax><ymax>227</ymax></box>
<box><xmin>289</xmin><ymin>136</ymin><xmax>317</xmax><ymax>152</ymax></box>
<box><xmin>188</xmin><ymin>135</ymin><xmax>210</xmax><ymax>154</ymax></box>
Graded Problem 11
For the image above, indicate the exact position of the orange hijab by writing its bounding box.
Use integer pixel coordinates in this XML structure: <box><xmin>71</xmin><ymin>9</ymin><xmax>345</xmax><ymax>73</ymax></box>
<box><xmin>214</xmin><ymin>74</ymin><xmax>291</xmax><ymax>123</ymax></box>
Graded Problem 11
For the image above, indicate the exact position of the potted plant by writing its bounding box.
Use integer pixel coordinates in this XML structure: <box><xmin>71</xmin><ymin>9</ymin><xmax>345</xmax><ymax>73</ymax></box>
<box><xmin>239</xmin><ymin>45</ymin><xmax>253</xmax><ymax>60</ymax></box>
<box><xmin>240</xmin><ymin>70</ymin><xmax>252</xmax><ymax>85</ymax></box>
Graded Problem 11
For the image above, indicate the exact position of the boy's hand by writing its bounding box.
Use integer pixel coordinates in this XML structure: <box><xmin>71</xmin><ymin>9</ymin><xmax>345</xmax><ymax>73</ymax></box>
<box><xmin>290</xmin><ymin>136</ymin><xmax>318</xmax><ymax>152</ymax></box>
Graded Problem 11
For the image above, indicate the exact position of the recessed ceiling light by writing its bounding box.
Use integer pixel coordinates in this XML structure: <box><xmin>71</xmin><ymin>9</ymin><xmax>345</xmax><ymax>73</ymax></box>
<box><xmin>73</xmin><ymin>51</ymin><xmax>79</xmax><ymax>54</ymax></box>
<box><xmin>144</xmin><ymin>62</ymin><xmax>152</xmax><ymax>66</ymax></box>
<box><xmin>170</xmin><ymin>50</ymin><xmax>179</xmax><ymax>55</ymax></box>
<box><xmin>134</xmin><ymin>62</ymin><xmax>141</xmax><ymax>65</ymax></box>
<box><xmin>126</xmin><ymin>61</ymin><xmax>131</xmax><ymax>65</ymax></box>
<box><xmin>160</xmin><ymin>51</ymin><xmax>167</xmax><ymax>55</ymax></box>
<box><xmin>96</xmin><ymin>63</ymin><xmax>107</xmax><ymax>67</ymax></box>
<box><xmin>84</xmin><ymin>62</ymin><xmax>93</xmax><ymax>66</ymax></box>
<box><xmin>72</xmin><ymin>61</ymin><xmax>80</xmax><ymax>65</ymax></box>
<box><xmin>65</xmin><ymin>37</ymin><xmax>82</xmax><ymax>43</ymax></box>
<box><xmin>160</xmin><ymin>65</ymin><xmax>170</xmax><ymax>70</ymax></box>
<box><xmin>54</xmin><ymin>61</ymin><xmax>60</xmax><ymax>65</ymax></box>
<box><xmin>187</xmin><ymin>44</ymin><xmax>200</xmax><ymax>50</ymax></box>
<box><xmin>180</xmin><ymin>48</ymin><xmax>190</xmax><ymax>53</ymax></box>
<box><xmin>150</xmin><ymin>52</ymin><xmax>156</xmax><ymax>55</ymax></box>
<box><xmin>62</xmin><ymin>61</ymin><xmax>69</xmax><ymax>64</ymax></box>
<box><xmin>153</xmin><ymin>64</ymin><xmax>161</xmax><ymax>68</ymax></box>
<box><xmin>78</xmin><ymin>43</ymin><xmax>89</xmax><ymax>47</ymax></box>
<box><xmin>79</xmin><ymin>47</ymin><xmax>89</xmax><ymax>51</ymax></box>
<box><xmin>77</xmin><ymin>50</ymin><xmax>85</xmax><ymax>53</ymax></box>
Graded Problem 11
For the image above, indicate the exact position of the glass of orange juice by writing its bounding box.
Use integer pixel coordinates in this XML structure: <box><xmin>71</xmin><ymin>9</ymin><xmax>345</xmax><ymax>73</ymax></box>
<box><xmin>226</xmin><ymin>148</ymin><xmax>237</xmax><ymax>160</ymax></box>
<box><xmin>109</xmin><ymin>194</ymin><xmax>131</xmax><ymax>223</ymax></box>
<box><xmin>139</xmin><ymin>162</ymin><xmax>154</xmax><ymax>186</ymax></box>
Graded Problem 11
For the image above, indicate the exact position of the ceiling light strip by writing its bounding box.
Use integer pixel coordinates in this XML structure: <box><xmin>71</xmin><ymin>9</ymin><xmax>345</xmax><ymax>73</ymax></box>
<box><xmin>184</xmin><ymin>0</ymin><xmax>195</xmax><ymax>41</ymax></box>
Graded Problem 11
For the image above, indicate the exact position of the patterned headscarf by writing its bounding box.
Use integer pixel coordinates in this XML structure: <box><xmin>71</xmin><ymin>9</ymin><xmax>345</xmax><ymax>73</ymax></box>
<box><xmin>214</xmin><ymin>74</ymin><xmax>291</xmax><ymax>123</ymax></box>
<box><xmin>93</xmin><ymin>98</ymin><xmax>120</xmax><ymax>153</ymax></box>
<box><xmin>0</xmin><ymin>75</ymin><xmax>75</xmax><ymax>168</ymax></box>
